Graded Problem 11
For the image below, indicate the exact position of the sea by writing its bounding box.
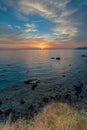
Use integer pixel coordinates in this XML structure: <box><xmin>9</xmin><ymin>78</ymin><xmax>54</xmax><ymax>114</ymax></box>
<box><xmin>0</xmin><ymin>49</ymin><xmax>87</xmax><ymax>98</ymax></box>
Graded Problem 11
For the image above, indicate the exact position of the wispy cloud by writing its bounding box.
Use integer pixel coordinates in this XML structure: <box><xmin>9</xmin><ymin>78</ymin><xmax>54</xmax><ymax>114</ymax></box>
<box><xmin>23</xmin><ymin>23</ymin><xmax>38</xmax><ymax>33</ymax></box>
<box><xmin>0</xmin><ymin>0</ymin><xmax>87</xmax><ymax>48</ymax></box>
<box><xmin>17</xmin><ymin>0</ymin><xmax>78</xmax><ymax>37</ymax></box>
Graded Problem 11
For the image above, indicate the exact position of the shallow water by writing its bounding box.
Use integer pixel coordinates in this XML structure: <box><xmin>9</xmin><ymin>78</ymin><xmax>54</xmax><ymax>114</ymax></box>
<box><xmin>0</xmin><ymin>49</ymin><xmax>87</xmax><ymax>97</ymax></box>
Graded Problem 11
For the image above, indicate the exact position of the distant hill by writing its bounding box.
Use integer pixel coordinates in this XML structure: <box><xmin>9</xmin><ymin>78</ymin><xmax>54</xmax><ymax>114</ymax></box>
<box><xmin>75</xmin><ymin>47</ymin><xmax>87</xmax><ymax>50</ymax></box>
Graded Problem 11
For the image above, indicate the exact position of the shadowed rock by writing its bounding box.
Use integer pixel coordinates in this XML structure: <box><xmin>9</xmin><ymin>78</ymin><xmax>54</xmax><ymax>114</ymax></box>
<box><xmin>43</xmin><ymin>97</ymin><xmax>49</xmax><ymax>103</ymax></box>
<box><xmin>28</xmin><ymin>105</ymin><xmax>34</xmax><ymax>110</ymax></box>
<box><xmin>0</xmin><ymin>110</ymin><xmax>4</xmax><ymax>115</ymax></box>
<box><xmin>5</xmin><ymin>109</ymin><xmax>13</xmax><ymax>116</ymax></box>
<box><xmin>64</xmin><ymin>94</ymin><xmax>72</xmax><ymax>102</ymax></box>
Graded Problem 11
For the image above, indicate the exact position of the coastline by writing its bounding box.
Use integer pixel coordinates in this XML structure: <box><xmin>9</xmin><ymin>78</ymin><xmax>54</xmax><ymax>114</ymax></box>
<box><xmin>0</xmin><ymin>82</ymin><xmax>87</xmax><ymax>122</ymax></box>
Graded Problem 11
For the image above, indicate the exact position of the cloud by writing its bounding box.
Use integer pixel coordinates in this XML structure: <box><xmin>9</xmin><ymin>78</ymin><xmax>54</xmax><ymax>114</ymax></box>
<box><xmin>15</xmin><ymin>26</ymin><xmax>21</xmax><ymax>29</ymax></box>
<box><xmin>23</xmin><ymin>23</ymin><xmax>38</xmax><ymax>33</ymax></box>
<box><xmin>0</xmin><ymin>5</ymin><xmax>7</xmax><ymax>11</ymax></box>
<box><xmin>17</xmin><ymin>0</ymin><xmax>79</xmax><ymax>37</ymax></box>
<box><xmin>0</xmin><ymin>0</ymin><xmax>87</xmax><ymax>48</ymax></box>
<box><xmin>52</xmin><ymin>25</ymin><xmax>77</xmax><ymax>37</ymax></box>
<box><xmin>1</xmin><ymin>0</ymin><xmax>82</xmax><ymax>37</ymax></box>
<box><xmin>8</xmin><ymin>24</ymin><xmax>13</xmax><ymax>29</ymax></box>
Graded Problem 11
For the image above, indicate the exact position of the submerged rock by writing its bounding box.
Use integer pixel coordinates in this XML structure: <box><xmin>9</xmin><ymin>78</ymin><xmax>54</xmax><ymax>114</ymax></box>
<box><xmin>69</xmin><ymin>64</ymin><xmax>71</xmax><ymax>66</ymax></box>
<box><xmin>0</xmin><ymin>74</ymin><xmax>5</xmax><ymax>77</ymax></box>
<box><xmin>0</xmin><ymin>97</ymin><xmax>2</xmax><ymax>105</ymax></box>
<box><xmin>81</xmin><ymin>54</ymin><xmax>86</xmax><ymax>57</ymax></box>
<box><xmin>32</xmin><ymin>83</ymin><xmax>37</xmax><ymax>90</ymax></box>
<box><xmin>50</xmin><ymin>57</ymin><xmax>55</xmax><ymax>59</ymax></box>
<box><xmin>62</xmin><ymin>75</ymin><xmax>66</xmax><ymax>77</ymax></box>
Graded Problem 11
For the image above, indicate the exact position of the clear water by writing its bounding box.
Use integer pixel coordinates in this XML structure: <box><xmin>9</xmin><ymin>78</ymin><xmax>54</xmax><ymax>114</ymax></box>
<box><xmin>0</xmin><ymin>49</ymin><xmax>87</xmax><ymax>97</ymax></box>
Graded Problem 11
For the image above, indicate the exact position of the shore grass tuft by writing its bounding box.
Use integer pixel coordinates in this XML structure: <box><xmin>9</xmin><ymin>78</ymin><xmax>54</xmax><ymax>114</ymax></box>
<box><xmin>0</xmin><ymin>102</ymin><xmax>87</xmax><ymax>130</ymax></box>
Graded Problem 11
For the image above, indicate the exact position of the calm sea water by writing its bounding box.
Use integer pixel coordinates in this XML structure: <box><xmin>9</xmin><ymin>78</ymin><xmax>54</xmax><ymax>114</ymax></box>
<box><xmin>0</xmin><ymin>49</ymin><xmax>87</xmax><ymax>96</ymax></box>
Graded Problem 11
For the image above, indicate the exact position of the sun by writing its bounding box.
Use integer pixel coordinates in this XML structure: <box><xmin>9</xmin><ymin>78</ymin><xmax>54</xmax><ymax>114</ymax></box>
<box><xmin>37</xmin><ymin>43</ymin><xmax>49</xmax><ymax>49</ymax></box>
<box><xmin>40</xmin><ymin>45</ymin><xmax>44</xmax><ymax>49</ymax></box>
<box><xmin>39</xmin><ymin>44</ymin><xmax>46</xmax><ymax>49</ymax></box>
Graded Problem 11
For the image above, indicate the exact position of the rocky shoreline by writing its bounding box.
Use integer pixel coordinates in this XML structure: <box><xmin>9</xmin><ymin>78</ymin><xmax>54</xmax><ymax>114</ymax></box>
<box><xmin>0</xmin><ymin>80</ymin><xmax>87</xmax><ymax>122</ymax></box>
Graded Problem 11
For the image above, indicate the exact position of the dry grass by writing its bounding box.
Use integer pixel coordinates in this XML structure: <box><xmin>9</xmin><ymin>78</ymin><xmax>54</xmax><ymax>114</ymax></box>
<box><xmin>0</xmin><ymin>102</ymin><xmax>87</xmax><ymax>130</ymax></box>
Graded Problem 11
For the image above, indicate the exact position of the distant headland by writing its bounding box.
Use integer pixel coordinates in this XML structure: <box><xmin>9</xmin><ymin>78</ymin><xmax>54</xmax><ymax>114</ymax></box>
<box><xmin>75</xmin><ymin>47</ymin><xmax>87</xmax><ymax>50</ymax></box>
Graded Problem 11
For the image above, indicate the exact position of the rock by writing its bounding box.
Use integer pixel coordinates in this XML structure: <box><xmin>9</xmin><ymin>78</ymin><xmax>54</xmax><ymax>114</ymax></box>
<box><xmin>20</xmin><ymin>99</ymin><xmax>26</xmax><ymax>104</ymax></box>
<box><xmin>32</xmin><ymin>83</ymin><xmax>37</xmax><ymax>90</ymax></box>
<box><xmin>62</xmin><ymin>75</ymin><xmax>66</xmax><ymax>77</ymax></box>
<box><xmin>24</xmin><ymin>79</ymin><xmax>40</xmax><ymax>85</ymax></box>
<box><xmin>0</xmin><ymin>97</ymin><xmax>2</xmax><ymax>105</ymax></box>
<box><xmin>0</xmin><ymin>110</ymin><xmax>4</xmax><ymax>115</ymax></box>
<box><xmin>28</xmin><ymin>105</ymin><xmax>34</xmax><ymax>111</ymax></box>
<box><xmin>43</xmin><ymin>97</ymin><xmax>49</xmax><ymax>103</ymax></box>
<box><xmin>56</xmin><ymin>57</ymin><xmax>61</xmax><ymax>60</ymax></box>
<box><xmin>55</xmin><ymin>95</ymin><xmax>62</xmax><ymax>101</ymax></box>
<box><xmin>12</xmin><ymin>109</ymin><xmax>16</xmax><ymax>114</ymax></box>
<box><xmin>81</xmin><ymin>54</ymin><xmax>86</xmax><ymax>57</ymax></box>
<box><xmin>64</xmin><ymin>94</ymin><xmax>72</xmax><ymax>102</ymax></box>
<box><xmin>74</xmin><ymin>83</ymin><xmax>83</xmax><ymax>98</ymax></box>
<box><xmin>38</xmin><ymin>102</ymin><xmax>42</xmax><ymax>108</ymax></box>
<box><xmin>5</xmin><ymin>109</ymin><xmax>13</xmax><ymax>116</ymax></box>
<box><xmin>49</xmin><ymin>96</ymin><xmax>55</xmax><ymax>100</ymax></box>
<box><xmin>0</xmin><ymin>74</ymin><xmax>5</xmax><ymax>77</ymax></box>
<box><xmin>69</xmin><ymin>64</ymin><xmax>71</xmax><ymax>66</ymax></box>
<box><xmin>50</xmin><ymin>57</ymin><xmax>55</xmax><ymax>59</ymax></box>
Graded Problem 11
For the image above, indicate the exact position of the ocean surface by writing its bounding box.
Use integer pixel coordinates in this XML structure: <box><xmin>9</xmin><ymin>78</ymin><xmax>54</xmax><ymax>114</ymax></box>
<box><xmin>0</xmin><ymin>49</ymin><xmax>87</xmax><ymax>98</ymax></box>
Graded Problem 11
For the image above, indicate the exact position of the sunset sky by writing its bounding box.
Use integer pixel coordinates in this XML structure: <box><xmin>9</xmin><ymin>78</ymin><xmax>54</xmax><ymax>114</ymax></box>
<box><xmin>0</xmin><ymin>0</ymin><xmax>87</xmax><ymax>49</ymax></box>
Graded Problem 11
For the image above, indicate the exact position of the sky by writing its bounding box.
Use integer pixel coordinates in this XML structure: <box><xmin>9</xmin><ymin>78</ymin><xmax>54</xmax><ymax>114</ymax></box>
<box><xmin>0</xmin><ymin>0</ymin><xmax>87</xmax><ymax>49</ymax></box>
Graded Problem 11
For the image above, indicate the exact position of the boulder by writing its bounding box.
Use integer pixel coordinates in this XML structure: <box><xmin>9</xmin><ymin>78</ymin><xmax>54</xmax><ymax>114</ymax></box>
<box><xmin>24</xmin><ymin>79</ymin><xmax>40</xmax><ymax>85</ymax></box>
<box><xmin>20</xmin><ymin>99</ymin><xmax>26</xmax><ymax>104</ymax></box>
<box><xmin>56</xmin><ymin>57</ymin><xmax>61</xmax><ymax>60</ymax></box>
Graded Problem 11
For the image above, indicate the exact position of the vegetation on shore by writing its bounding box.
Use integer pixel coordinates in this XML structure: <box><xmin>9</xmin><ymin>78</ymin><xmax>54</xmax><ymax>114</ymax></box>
<box><xmin>0</xmin><ymin>102</ymin><xmax>87</xmax><ymax>130</ymax></box>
